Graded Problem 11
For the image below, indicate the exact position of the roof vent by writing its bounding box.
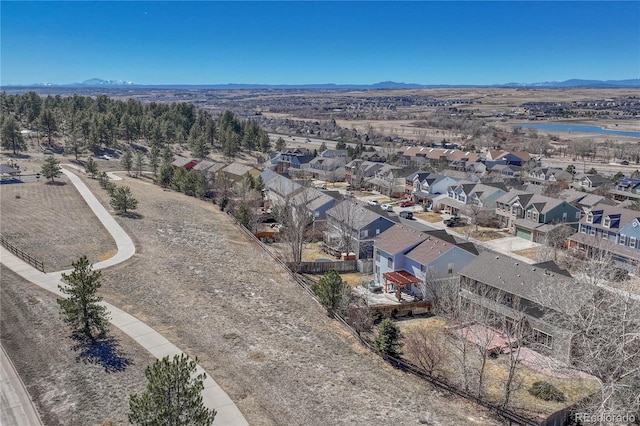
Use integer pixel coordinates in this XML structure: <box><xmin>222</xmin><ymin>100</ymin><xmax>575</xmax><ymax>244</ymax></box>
<box><xmin>515</xmin><ymin>262</ymin><xmax>519</xmax><ymax>266</ymax></box>
<box><xmin>532</xmin><ymin>267</ymin><xmax>536</xmax><ymax>271</ymax></box>
<box><xmin>496</xmin><ymin>256</ymin><xmax>499</xmax><ymax>259</ymax></box>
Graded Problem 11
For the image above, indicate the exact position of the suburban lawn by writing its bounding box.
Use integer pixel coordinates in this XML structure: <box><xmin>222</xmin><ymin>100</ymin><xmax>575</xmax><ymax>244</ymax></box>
<box><xmin>0</xmin><ymin>165</ymin><xmax>502</xmax><ymax>426</ymax></box>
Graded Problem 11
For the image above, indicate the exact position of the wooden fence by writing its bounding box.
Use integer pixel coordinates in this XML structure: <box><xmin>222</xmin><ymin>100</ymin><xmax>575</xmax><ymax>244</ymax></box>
<box><xmin>286</xmin><ymin>260</ymin><xmax>357</xmax><ymax>274</ymax></box>
<box><xmin>231</xmin><ymin>219</ymin><xmax>552</xmax><ymax>426</ymax></box>
<box><xmin>0</xmin><ymin>236</ymin><xmax>45</xmax><ymax>272</ymax></box>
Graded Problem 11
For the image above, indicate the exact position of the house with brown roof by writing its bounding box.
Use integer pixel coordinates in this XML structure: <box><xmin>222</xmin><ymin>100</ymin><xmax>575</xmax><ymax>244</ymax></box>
<box><xmin>373</xmin><ymin>224</ymin><xmax>478</xmax><ymax>300</ymax></box>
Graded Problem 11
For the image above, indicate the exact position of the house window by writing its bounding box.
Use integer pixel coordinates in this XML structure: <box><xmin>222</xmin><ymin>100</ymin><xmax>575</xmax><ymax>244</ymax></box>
<box><xmin>526</xmin><ymin>211</ymin><xmax>532</xmax><ymax>219</ymax></box>
<box><xmin>387</xmin><ymin>257</ymin><xmax>393</xmax><ymax>268</ymax></box>
<box><xmin>362</xmin><ymin>229</ymin><xmax>369</xmax><ymax>238</ymax></box>
<box><xmin>620</xmin><ymin>234</ymin><xmax>627</xmax><ymax>245</ymax></box>
<box><xmin>631</xmin><ymin>237</ymin><xmax>637</xmax><ymax>248</ymax></box>
<box><xmin>532</xmin><ymin>212</ymin><xmax>539</xmax><ymax>222</ymax></box>
<box><xmin>375</xmin><ymin>250</ymin><xmax>380</xmax><ymax>262</ymax></box>
<box><xmin>603</xmin><ymin>231</ymin><xmax>608</xmax><ymax>239</ymax></box>
<box><xmin>586</xmin><ymin>213</ymin><xmax>593</xmax><ymax>223</ymax></box>
<box><xmin>562</xmin><ymin>212</ymin><xmax>567</xmax><ymax>222</ymax></box>
<box><xmin>590</xmin><ymin>228</ymin><xmax>596</xmax><ymax>236</ymax></box>
<box><xmin>532</xmin><ymin>329</ymin><xmax>553</xmax><ymax>349</ymax></box>
<box><xmin>575</xmin><ymin>212</ymin><xmax>580</xmax><ymax>219</ymax></box>
<box><xmin>448</xmin><ymin>263</ymin><xmax>454</xmax><ymax>275</ymax></box>
<box><xmin>376</xmin><ymin>228</ymin><xmax>381</xmax><ymax>235</ymax></box>
<box><xmin>603</xmin><ymin>217</ymin><xmax>611</xmax><ymax>228</ymax></box>
<box><xmin>580</xmin><ymin>225</ymin><xmax>587</xmax><ymax>234</ymax></box>
<box><xmin>420</xmin><ymin>264</ymin><xmax>426</xmax><ymax>272</ymax></box>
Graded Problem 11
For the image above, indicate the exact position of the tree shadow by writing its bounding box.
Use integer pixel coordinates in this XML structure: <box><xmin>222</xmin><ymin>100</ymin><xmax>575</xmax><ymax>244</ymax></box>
<box><xmin>118</xmin><ymin>212</ymin><xmax>143</xmax><ymax>219</ymax></box>
<box><xmin>70</xmin><ymin>333</ymin><xmax>133</xmax><ymax>373</ymax></box>
<box><xmin>45</xmin><ymin>181</ymin><xmax>67</xmax><ymax>186</ymax></box>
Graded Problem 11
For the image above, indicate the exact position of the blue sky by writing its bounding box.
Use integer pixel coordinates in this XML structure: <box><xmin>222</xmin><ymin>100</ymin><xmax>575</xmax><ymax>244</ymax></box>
<box><xmin>1</xmin><ymin>1</ymin><xmax>639</xmax><ymax>86</ymax></box>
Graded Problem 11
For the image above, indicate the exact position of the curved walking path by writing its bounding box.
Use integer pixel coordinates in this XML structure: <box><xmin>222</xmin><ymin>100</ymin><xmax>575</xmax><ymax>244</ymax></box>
<box><xmin>1</xmin><ymin>167</ymin><xmax>248</xmax><ymax>425</ymax></box>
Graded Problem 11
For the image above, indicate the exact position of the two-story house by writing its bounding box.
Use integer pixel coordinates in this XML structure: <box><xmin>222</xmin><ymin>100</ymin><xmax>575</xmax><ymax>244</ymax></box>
<box><xmin>611</xmin><ymin>177</ymin><xmax>640</xmax><ymax>201</ymax></box>
<box><xmin>568</xmin><ymin>203</ymin><xmax>640</xmax><ymax>274</ymax></box>
<box><xmin>374</xmin><ymin>224</ymin><xmax>478</xmax><ymax>301</ymax></box>
<box><xmin>324</xmin><ymin>200</ymin><xmax>398</xmax><ymax>259</ymax></box>
<box><xmin>524</xmin><ymin>167</ymin><xmax>573</xmax><ymax>186</ymax></box>
<box><xmin>573</xmin><ymin>174</ymin><xmax>610</xmax><ymax>191</ymax></box>
<box><xmin>265</xmin><ymin>148</ymin><xmax>315</xmax><ymax>177</ymax></box>
<box><xmin>441</xmin><ymin>182</ymin><xmax>508</xmax><ymax>218</ymax></box>
<box><xmin>366</xmin><ymin>164</ymin><xmax>416</xmax><ymax>197</ymax></box>
<box><xmin>344</xmin><ymin>160</ymin><xmax>384</xmax><ymax>190</ymax></box>
<box><xmin>260</xmin><ymin>170</ymin><xmax>305</xmax><ymax>207</ymax></box>
<box><xmin>459</xmin><ymin>251</ymin><xmax>593</xmax><ymax>363</ymax></box>
<box><xmin>496</xmin><ymin>190</ymin><xmax>581</xmax><ymax>241</ymax></box>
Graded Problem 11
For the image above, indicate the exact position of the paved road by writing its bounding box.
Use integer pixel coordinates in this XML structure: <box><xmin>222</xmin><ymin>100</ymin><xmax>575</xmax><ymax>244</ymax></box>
<box><xmin>0</xmin><ymin>167</ymin><xmax>249</xmax><ymax>425</ymax></box>
<box><xmin>0</xmin><ymin>344</ymin><xmax>44</xmax><ymax>426</ymax></box>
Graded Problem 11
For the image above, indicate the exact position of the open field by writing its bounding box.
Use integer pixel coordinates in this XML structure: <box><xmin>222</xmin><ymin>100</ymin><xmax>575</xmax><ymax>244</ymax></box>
<box><xmin>0</xmin><ymin>265</ymin><xmax>155</xmax><ymax>425</ymax></box>
<box><xmin>0</xmin><ymin>178</ymin><xmax>117</xmax><ymax>271</ymax></box>
<box><xmin>1</xmin><ymin>166</ymin><xmax>502</xmax><ymax>425</ymax></box>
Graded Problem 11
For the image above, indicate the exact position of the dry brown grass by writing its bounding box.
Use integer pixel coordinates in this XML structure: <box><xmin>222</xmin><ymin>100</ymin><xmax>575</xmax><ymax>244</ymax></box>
<box><xmin>413</xmin><ymin>211</ymin><xmax>444</xmax><ymax>223</ymax></box>
<box><xmin>0</xmin><ymin>174</ymin><xmax>117</xmax><ymax>271</ymax></box>
<box><xmin>396</xmin><ymin>316</ymin><xmax>600</xmax><ymax>417</ymax></box>
<box><xmin>1</xmin><ymin>170</ymin><xmax>496</xmax><ymax>426</ymax></box>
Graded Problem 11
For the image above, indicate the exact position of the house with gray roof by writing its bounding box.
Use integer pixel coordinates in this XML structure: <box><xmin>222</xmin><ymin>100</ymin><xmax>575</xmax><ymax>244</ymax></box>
<box><xmin>260</xmin><ymin>170</ymin><xmax>305</xmax><ymax>207</ymax></box>
<box><xmin>459</xmin><ymin>250</ymin><xmax>593</xmax><ymax>362</ymax></box>
<box><xmin>569</xmin><ymin>203</ymin><xmax>640</xmax><ymax>274</ymax></box>
<box><xmin>220</xmin><ymin>162</ymin><xmax>260</xmax><ymax>183</ymax></box>
<box><xmin>441</xmin><ymin>182</ymin><xmax>508</xmax><ymax>218</ymax></box>
<box><xmin>512</xmin><ymin>195</ymin><xmax>581</xmax><ymax>242</ymax></box>
<box><xmin>524</xmin><ymin>167</ymin><xmax>573</xmax><ymax>186</ymax></box>
<box><xmin>373</xmin><ymin>224</ymin><xmax>478</xmax><ymax>301</ymax></box>
<box><xmin>324</xmin><ymin>200</ymin><xmax>397</xmax><ymax>259</ymax></box>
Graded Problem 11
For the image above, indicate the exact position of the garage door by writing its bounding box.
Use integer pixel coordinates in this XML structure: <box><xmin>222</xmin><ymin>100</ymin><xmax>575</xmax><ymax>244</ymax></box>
<box><xmin>516</xmin><ymin>227</ymin><xmax>532</xmax><ymax>240</ymax></box>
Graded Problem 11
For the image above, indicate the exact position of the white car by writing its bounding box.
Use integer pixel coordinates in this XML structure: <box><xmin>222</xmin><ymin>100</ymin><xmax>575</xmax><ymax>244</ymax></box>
<box><xmin>367</xmin><ymin>200</ymin><xmax>380</xmax><ymax>206</ymax></box>
<box><xmin>381</xmin><ymin>203</ymin><xmax>393</xmax><ymax>212</ymax></box>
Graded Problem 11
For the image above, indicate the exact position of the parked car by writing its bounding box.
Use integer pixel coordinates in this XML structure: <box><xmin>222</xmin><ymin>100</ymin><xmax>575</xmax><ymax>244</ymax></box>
<box><xmin>367</xmin><ymin>200</ymin><xmax>380</xmax><ymax>206</ymax></box>
<box><xmin>399</xmin><ymin>200</ymin><xmax>414</xmax><ymax>208</ymax></box>
<box><xmin>444</xmin><ymin>216</ymin><xmax>466</xmax><ymax>227</ymax></box>
<box><xmin>399</xmin><ymin>211</ymin><xmax>413</xmax><ymax>220</ymax></box>
<box><xmin>381</xmin><ymin>203</ymin><xmax>393</xmax><ymax>212</ymax></box>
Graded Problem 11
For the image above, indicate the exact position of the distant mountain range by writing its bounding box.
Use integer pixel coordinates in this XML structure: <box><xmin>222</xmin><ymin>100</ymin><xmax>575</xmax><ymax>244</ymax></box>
<box><xmin>5</xmin><ymin>77</ymin><xmax>640</xmax><ymax>89</ymax></box>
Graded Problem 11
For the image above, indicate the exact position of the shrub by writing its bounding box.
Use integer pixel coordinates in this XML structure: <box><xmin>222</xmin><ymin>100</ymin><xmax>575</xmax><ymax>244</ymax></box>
<box><xmin>528</xmin><ymin>381</ymin><xmax>566</xmax><ymax>402</ymax></box>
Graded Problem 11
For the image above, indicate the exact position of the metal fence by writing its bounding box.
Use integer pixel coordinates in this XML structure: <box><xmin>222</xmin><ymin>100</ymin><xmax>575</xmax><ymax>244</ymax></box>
<box><xmin>286</xmin><ymin>260</ymin><xmax>357</xmax><ymax>274</ymax></box>
<box><xmin>0</xmin><ymin>236</ymin><xmax>45</xmax><ymax>272</ymax></box>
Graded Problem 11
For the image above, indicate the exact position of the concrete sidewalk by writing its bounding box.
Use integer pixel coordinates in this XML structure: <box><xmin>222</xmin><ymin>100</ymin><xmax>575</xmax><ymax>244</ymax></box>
<box><xmin>1</xmin><ymin>167</ymin><xmax>248</xmax><ymax>425</ymax></box>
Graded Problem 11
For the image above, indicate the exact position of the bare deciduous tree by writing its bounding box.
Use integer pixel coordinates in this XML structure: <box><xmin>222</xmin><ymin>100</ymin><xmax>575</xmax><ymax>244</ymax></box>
<box><xmin>404</xmin><ymin>327</ymin><xmax>449</xmax><ymax>377</ymax></box>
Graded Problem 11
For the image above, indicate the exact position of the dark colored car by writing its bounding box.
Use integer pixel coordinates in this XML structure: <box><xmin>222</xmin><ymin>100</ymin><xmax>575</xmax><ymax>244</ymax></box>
<box><xmin>444</xmin><ymin>216</ymin><xmax>466</xmax><ymax>227</ymax></box>
<box><xmin>399</xmin><ymin>211</ymin><xmax>413</xmax><ymax>220</ymax></box>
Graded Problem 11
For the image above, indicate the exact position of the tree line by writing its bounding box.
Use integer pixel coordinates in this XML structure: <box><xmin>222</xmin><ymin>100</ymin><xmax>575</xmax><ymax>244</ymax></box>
<box><xmin>0</xmin><ymin>92</ymin><xmax>271</xmax><ymax>157</ymax></box>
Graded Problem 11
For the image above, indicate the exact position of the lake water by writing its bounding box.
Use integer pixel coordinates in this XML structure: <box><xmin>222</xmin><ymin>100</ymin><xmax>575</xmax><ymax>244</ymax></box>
<box><xmin>516</xmin><ymin>123</ymin><xmax>640</xmax><ymax>138</ymax></box>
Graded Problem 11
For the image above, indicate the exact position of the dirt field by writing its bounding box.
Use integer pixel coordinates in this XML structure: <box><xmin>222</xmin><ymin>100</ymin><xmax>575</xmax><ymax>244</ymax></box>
<box><xmin>1</xmin><ymin>166</ymin><xmax>502</xmax><ymax>425</ymax></box>
<box><xmin>0</xmin><ymin>265</ymin><xmax>155</xmax><ymax>425</ymax></box>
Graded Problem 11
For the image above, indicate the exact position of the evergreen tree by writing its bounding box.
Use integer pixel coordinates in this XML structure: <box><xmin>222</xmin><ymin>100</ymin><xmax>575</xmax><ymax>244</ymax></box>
<box><xmin>41</xmin><ymin>155</ymin><xmax>62</xmax><ymax>182</ymax></box>
<box><xmin>1</xmin><ymin>116</ymin><xmax>26</xmax><ymax>154</ymax></box>
<box><xmin>159</xmin><ymin>162</ymin><xmax>174</xmax><ymax>188</ymax></box>
<box><xmin>314</xmin><ymin>269</ymin><xmax>350</xmax><ymax>312</ymax></box>
<box><xmin>85</xmin><ymin>156</ymin><xmax>99</xmax><ymax>178</ymax></box>
<box><xmin>134</xmin><ymin>150</ymin><xmax>145</xmax><ymax>177</ymax></box>
<box><xmin>318</xmin><ymin>141</ymin><xmax>328</xmax><ymax>153</ymax></box>
<box><xmin>148</xmin><ymin>144</ymin><xmax>160</xmax><ymax>176</ymax></box>
<box><xmin>375</xmin><ymin>318</ymin><xmax>402</xmax><ymax>358</ymax></box>
<box><xmin>38</xmin><ymin>108</ymin><xmax>57</xmax><ymax>145</ymax></box>
<box><xmin>335</xmin><ymin>140</ymin><xmax>347</xmax><ymax>150</ymax></box>
<box><xmin>58</xmin><ymin>256</ymin><xmax>109</xmax><ymax>338</ymax></box>
<box><xmin>190</xmin><ymin>135</ymin><xmax>210</xmax><ymax>160</ymax></box>
<box><xmin>162</xmin><ymin>145</ymin><xmax>174</xmax><ymax>163</ymax></box>
<box><xmin>275</xmin><ymin>137</ymin><xmax>286</xmax><ymax>152</ymax></box>
<box><xmin>110</xmin><ymin>186</ymin><xmax>138</xmax><ymax>214</ymax></box>
<box><xmin>121</xmin><ymin>150</ymin><xmax>133</xmax><ymax>175</ymax></box>
<box><xmin>258</xmin><ymin>131</ymin><xmax>272</xmax><ymax>153</ymax></box>
<box><xmin>128</xmin><ymin>354</ymin><xmax>216</xmax><ymax>426</ymax></box>
<box><xmin>65</xmin><ymin>131</ymin><xmax>84</xmax><ymax>161</ymax></box>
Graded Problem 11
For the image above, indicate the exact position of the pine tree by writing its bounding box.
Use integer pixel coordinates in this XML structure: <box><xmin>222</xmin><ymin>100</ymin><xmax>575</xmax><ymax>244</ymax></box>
<box><xmin>314</xmin><ymin>269</ymin><xmax>349</xmax><ymax>312</ymax></box>
<box><xmin>375</xmin><ymin>318</ymin><xmax>402</xmax><ymax>358</ymax></box>
<box><xmin>128</xmin><ymin>354</ymin><xmax>216</xmax><ymax>426</ymax></box>
<box><xmin>134</xmin><ymin>150</ymin><xmax>145</xmax><ymax>177</ymax></box>
<box><xmin>41</xmin><ymin>155</ymin><xmax>62</xmax><ymax>182</ymax></box>
<box><xmin>121</xmin><ymin>150</ymin><xmax>133</xmax><ymax>176</ymax></box>
<box><xmin>58</xmin><ymin>256</ymin><xmax>110</xmax><ymax>338</ymax></box>
<box><xmin>148</xmin><ymin>144</ymin><xmax>160</xmax><ymax>176</ymax></box>
<box><xmin>1</xmin><ymin>116</ymin><xmax>27</xmax><ymax>154</ymax></box>
<box><xmin>110</xmin><ymin>186</ymin><xmax>138</xmax><ymax>214</ymax></box>
<box><xmin>85</xmin><ymin>156</ymin><xmax>99</xmax><ymax>178</ymax></box>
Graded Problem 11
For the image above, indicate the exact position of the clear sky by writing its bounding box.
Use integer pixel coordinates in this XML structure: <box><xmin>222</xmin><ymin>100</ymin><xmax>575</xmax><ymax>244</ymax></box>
<box><xmin>1</xmin><ymin>1</ymin><xmax>639</xmax><ymax>86</ymax></box>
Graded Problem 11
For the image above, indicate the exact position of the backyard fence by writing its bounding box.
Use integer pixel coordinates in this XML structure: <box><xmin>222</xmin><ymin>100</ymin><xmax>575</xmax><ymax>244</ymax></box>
<box><xmin>231</xmin><ymin>218</ymin><xmax>553</xmax><ymax>426</ymax></box>
<box><xmin>286</xmin><ymin>260</ymin><xmax>357</xmax><ymax>274</ymax></box>
<box><xmin>0</xmin><ymin>235</ymin><xmax>45</xmax><ymax>272</ymax></box>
